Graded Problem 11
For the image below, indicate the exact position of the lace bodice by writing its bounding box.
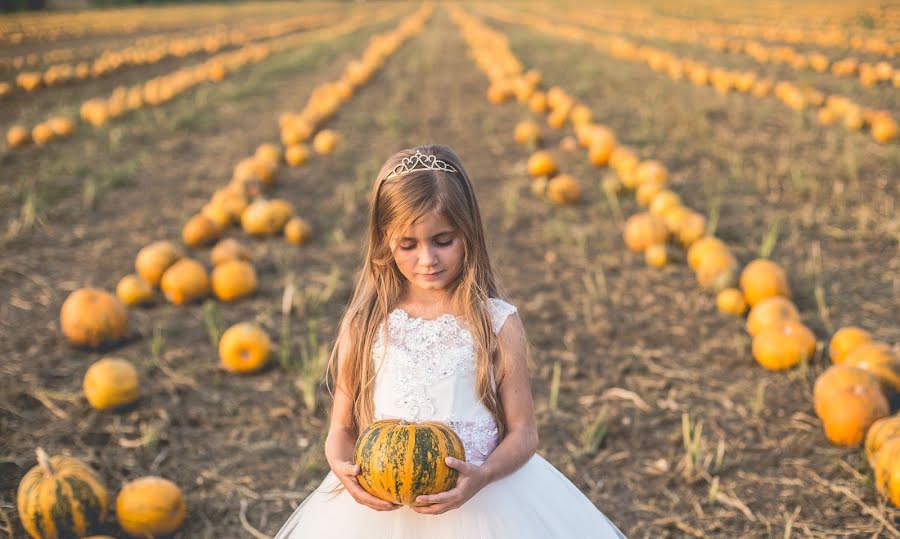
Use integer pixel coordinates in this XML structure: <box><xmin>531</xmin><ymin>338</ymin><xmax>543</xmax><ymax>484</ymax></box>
<box><xmin>372</xmin><ymin>298</ymin><xmax>517</xmax><ymax>464</ymax></box>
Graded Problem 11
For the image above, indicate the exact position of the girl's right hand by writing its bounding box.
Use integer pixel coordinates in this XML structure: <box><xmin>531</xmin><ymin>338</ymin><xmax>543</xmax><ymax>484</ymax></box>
<box><xmin>334</xmin><ymin>461</ymin><xmax>401</xmax><ymax>512</ymax></box>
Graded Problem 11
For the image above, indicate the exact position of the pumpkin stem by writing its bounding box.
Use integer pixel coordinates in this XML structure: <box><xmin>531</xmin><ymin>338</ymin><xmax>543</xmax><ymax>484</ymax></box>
<box><xmin>35</xmin><ymin>447</ymin><xmax>55</xmax><ymax>476</ymax></box>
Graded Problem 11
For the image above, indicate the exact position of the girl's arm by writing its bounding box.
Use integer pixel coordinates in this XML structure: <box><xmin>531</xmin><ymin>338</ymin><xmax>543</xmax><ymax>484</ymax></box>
<box><xmin>413</xmin><ymin>313</ymin><xmax>538</xmax><ymax>514</ymax></box>
<box><xmin>324</xmin><ymin>328</ymin><xmax>400</xmax><ymax>512</ymax></box>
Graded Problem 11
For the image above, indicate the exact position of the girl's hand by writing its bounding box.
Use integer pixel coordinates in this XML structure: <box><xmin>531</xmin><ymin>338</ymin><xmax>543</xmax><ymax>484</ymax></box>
<box><xmin>411</xmin><ymin>457</ymin><xmax>487</xmax><ymax>515</ymax></box>
<box><xmin>333</xmin><ymin>461</ymin><xmax>401</xmax><ymax>512</ymax></box>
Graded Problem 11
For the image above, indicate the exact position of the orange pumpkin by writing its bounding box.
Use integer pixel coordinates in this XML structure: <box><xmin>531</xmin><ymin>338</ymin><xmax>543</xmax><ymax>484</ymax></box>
<box><xmin>739</xmin><ymin>259</ymin><xmax>790</xmax><ymax>307</ymax></box>
<box><xmin>635</xmin><ymin>160</ymin><xmax>667</xmax><ymax>186</ymax></box>
<box><xmin>752</xmin><ymin>320</ymin><xmax>816</xmax><ymax>370</ymax></box>
<box><xmin>546</xmin><ymin>175</ymin><xmax>582</xmax><ymax>205</ymax></box>
<box><xmin>116</xmin><ymin>274</ymin><xmax>154</xmax><ymax>306</ymax></box>
<box><xmin>211</xmin><ymin>260</ymin><xmax>257</xmax><ymax>302</ymax></box>
<box><xmin>677</xmin><ymin>212</ymin><xmax>707</xmax><ymax>246</ymax></box>
<box><xmin>312</xmin><ymin>129</ymin><xmax>339</xmax><ymax>155</ymax></box>
<box><xmin>135</xmin><ymin>241</ymin><xmax>181</xmax><ymax>287</ymax></box>
<box><xmin>874</xmin><ymin>437</ymin><xmax>900</xmax><ymax>506</ymax></box>
<box><xmin>814</xmin><ymin>365</ymin><xmax>889</xmax><ymax>447</ymax></box>
<box><xmin>159</xmin><ymin>258</ymin><xmax>209</xmax><ymax>305</ymax></box>
<box><xmin>687</xmin><ymin>236</ymin><xmax>728</xmax><ymax>270</ymax></box>
<box><xmin>513</xmin><ymin>120</ymin><xmax>541</xmax><ymax>145</ymax></box>
<box><xmin>716</xmin><ymin>288</ymin><xmax>747</xmax><ymax>315</ymax></box>
<box><xmin>255</xmin><ymin>143</ymin><xmax>282</xmax><ymax>165</ymax></box>
<box><xmin>181</xmin><ymin>213</ymin><xmax>222</xmax><ymax>247</ymax></box>
<box><xmin>285</xmin><ymin>144</ymin><xmax>310</xmax><ymax>167</ymax></box>
<box><xmin>865</xmin><ymin>414</ymin><xmax>900</xmax><ymax>466</ymax></box>
<box><xmin>7</xmin><ymin>125</ymin><xmax>30</xmax><ymax>147</ymax></box>
<box><xmin>623</xmin><ymin>213</ymin><xmax>667</xmax><ymax>253</ymax></box>
<box><xmin>842</xmin><ymin>342</ymin><xmax>900</xmax><ymax>392</ymax></box>
<box><xmin>210</xmin><ymin>238</ymin><xmax>252</xmax><ymax>266</ymax></box>
<box><xmin>83</xmin><ymin>357</ymin><xmax>140</xmax><ymax>411</ymax></box>
<box><xmin>116</xmin><ymin>477</ymin><xmax>186</xmax><ymax>537</ymax></box>
<box><xmin>746</xmin><ymin>296</ymin><xmax>800</xmax><ymax>336</ymax></box>
<box><xmin>526</xmin><ymin>151</ymin><xmax>557</xmax><ymax>177</ymax></box>
<box><xmin>60</xmin><ymin>288</ymin><xmax>128</xmax><ymax>348</ymax></box>
<box><xmin>694</xmin><ymin>250</ymin><xmax>738</xmax><ymax>292</ymax></box>
<box><xmin>218</xmin><ymin>322</ymin><xmax>271</xmax><ymax>373</ymax></box>
<box><xmin>644</xmin><ymin>244</ymin><xmax>668</xmax><ymax>268</ymax></box>
<box><xmin>648</xmin><ymin>191</ymin><xmax>681</xmax><ymax>217</ymax></box>
<box><xmin>829</xmin><ymin>326</ymin><xmax>872</xmax><ymax>364</ymax></box>
<box><xmin>285</xmin><ymin>217</ymin><xmax>313</xmax><ymax>245</ymax></box>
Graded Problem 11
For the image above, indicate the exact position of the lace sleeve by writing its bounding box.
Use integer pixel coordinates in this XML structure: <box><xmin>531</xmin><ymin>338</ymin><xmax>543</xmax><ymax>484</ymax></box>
<box><xmin>488</xmin><ymin>297</ymin><xmax>517</xmax><ymax>335</ymax></box>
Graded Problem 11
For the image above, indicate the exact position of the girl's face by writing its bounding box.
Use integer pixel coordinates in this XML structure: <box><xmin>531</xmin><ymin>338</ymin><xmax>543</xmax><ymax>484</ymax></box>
<box><xmin>389</xmin><ymin>211</ymin><xmax>464</xmax><ymax>295</ymax></box>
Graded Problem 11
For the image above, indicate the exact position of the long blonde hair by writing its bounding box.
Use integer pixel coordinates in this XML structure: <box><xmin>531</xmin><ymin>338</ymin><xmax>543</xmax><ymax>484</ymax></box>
<box><xmin>327</xmin><ymin>144</ymin><xmax>515</xmax><ymax>437</ymax></box>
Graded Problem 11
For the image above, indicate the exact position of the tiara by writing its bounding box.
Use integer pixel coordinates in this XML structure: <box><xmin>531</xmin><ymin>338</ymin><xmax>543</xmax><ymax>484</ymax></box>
<box><xmin>381</xmin><ymin>150</ymin><xmax>457</xmax><ymax>181</ymax></box>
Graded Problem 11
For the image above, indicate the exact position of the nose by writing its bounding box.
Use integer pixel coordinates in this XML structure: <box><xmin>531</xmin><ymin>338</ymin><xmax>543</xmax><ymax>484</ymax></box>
<box><xmin>419</xmin><ymin>244</ymin><xmax>439</xmax><ymax>269</ymax></box>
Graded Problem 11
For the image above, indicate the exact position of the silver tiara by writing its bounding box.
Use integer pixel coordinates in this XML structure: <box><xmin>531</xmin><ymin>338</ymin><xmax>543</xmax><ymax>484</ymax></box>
<box><xmin>381</xmin><ymin>151</ymin><xmax>457</xmax><ymax>181</ymax></box>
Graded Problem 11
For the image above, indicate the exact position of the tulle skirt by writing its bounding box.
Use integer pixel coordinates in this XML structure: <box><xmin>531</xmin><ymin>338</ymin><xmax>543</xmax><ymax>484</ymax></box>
<box><xmin>274</xmin><ymin>454</ymin><xmax>627</xmax><ymax>538</ymax></box>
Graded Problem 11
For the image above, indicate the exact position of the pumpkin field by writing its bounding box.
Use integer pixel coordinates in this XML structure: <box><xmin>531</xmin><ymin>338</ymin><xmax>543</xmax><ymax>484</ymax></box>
<box><xmin>2</xmin><ymin>1</ymin><xmax>900</xmax><ymax>537</ymax></box>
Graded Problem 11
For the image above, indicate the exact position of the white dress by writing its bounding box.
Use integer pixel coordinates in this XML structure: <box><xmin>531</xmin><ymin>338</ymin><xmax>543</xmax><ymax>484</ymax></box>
<box><xmin>274</xmin><ymin>298</ymin><xmax>627</xmax><ymax>538</ymax></box>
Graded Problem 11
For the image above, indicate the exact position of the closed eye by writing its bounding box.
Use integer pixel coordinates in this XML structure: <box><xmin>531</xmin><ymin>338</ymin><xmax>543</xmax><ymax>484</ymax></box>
<box><xmin>399</xmin><ymin>238</ymin><xmax>454</xmax><ymax>250</ymax></box>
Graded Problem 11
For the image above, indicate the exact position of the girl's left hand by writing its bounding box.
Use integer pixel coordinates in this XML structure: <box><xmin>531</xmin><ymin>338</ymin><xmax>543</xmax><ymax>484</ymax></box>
<box><xmin>411</xmin><ymin>456</ymin><xmax>487</xmax><ymax>515</ymax></box>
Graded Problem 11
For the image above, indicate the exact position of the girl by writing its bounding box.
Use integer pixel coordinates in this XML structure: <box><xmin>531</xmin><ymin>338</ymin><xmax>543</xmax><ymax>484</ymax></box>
<box><xmin>274</xmin><ymin>145</ymin><xmax>626</xmax><ymax>538</ymax></box>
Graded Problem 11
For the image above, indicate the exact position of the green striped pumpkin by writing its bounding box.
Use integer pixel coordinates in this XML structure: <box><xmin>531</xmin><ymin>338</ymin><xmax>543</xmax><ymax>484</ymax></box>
<box><xmin>17</xmin><ymin>447</ymin><xmax>109</xmax><ymax>539</ymax></box>
<box><xmin>354</xmin><ymin>419</ymin><xmax>465</xmax><ymax>505</ymax></box>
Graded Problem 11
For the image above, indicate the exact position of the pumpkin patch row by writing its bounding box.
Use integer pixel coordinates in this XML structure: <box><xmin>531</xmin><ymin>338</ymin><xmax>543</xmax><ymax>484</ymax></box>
<box><xmin>5</xmin><ymin>10</ymin><xmax>337</xmax><ymax>97</ymax></box>
<box><xmin>583</xmin><ymin>1</ymin><xmax>900</xmax><ymax>59</ymax></box>
<box><xmin>476</xmin><ymin>4</ymin><xmax>898</xmax><ymax>145</ymax></box>
<box><xmin>450</xmin><ymin>5</ymin><xmax>900</xmax><ymax>508</ymax></box>
<box><xmin>551</xmin><ymin>6</ymin><xmax>899</xmax><ymax>89</ymax></box>
<box><xmin>3</xmin><ymin>6</ymin><xmax>385</xmax><ymax>151</ymax></box>
<box><xmin>0</xmin><ymin>1</ymin><xmax>301</xmax><ymax>45</ymax></box>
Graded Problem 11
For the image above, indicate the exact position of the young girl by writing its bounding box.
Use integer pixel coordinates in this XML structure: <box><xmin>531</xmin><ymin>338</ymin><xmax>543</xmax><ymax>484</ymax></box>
<box><xmin>274</xmin><ymin>145</ymin><xmax>626</xmax><ymax>538</ymax></box>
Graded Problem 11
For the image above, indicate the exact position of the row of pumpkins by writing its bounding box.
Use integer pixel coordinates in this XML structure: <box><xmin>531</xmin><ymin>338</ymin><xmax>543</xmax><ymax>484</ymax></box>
<box><xmin>561</xmin><ymin>8</ymin><xmax>900</xmax><ymax>89</ymax></box>
<box><xmin>8</xmin><ymin>12</ymin><xmax>335</xmax><ymax>94</ymax></box>
<box><xmin>478</xmin><ymin>4</ymin><xmax>899</xmax><ymax>145</ymax></box>
<box><xmin>17</xmin><ymin>9</ymin><xmax>436</xmax><ymax>538</ymax></box>
<box><xmin>3</xmin><ymin>4</ymin><xmax>387</xmax><ymax>151</ymax></box>
<box><xmin>451</xmin><ymin>5</ymin><xmax>900</xmax><ymax>507</ymax></box>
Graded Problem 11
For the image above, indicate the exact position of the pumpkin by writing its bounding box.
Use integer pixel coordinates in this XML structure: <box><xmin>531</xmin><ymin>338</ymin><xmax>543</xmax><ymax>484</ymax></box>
<box><xmin>285</xmin><ymin>144</ymin><xmax>310</xmax><ymax>167</ymax></box>
<box><xmin>568</xmin><ymin>104</ymin><xmax>592</xmax><ymax>126</ymax></box>
<box><xmin>635</xmin><ymin>182</ymin><xmax>664</xmax><ymax>207</ymax></box>
<box><xmin>211</xmin><ymin>260</ymin><xmax>257</xmax><ymax>302</ymax></box>
<box><xmin>210</xmin><ymin>238</ymin><xmax>252</xmax><ymax>266</ymax></box>
<box><xmin>200</xmin><ymin>202</ymin><xmax>233</xmax><ymax>229</ymax></box>
<box><xmin>31</xmin><ymin>123</ymin><xmax>54</xmax><ymax>145</ymax></box>
<box><xmin>115</xmin><ymin>274</ymin><xmax>154</xmax><ymax>306</ymax></box>
<box><xmin>209</xmin><ymin>188</ymin><xmax>248</xmax><ymax>223</ymax></box>
<box><xmin>546</xmin><ymin>175</ymin><xmax>582</xmax><ymax>205</ymax></box>
<box><xmin>354</xmin><ymin>419</ymin><xmax>465</xmax><ymax>505</ymax></box>
<box><xmin>739</xmin><ymin>259</ymin><xmax>790</xmax><ymax>307</ymax></box>
<box><xmin>7</xmin><ymin>124</ymin><xmax>30</xmax><ymax>147</ymax></box>
<box><xmin>746</xmin><ymin>296</ymin><xmax>800</xmax><ymax>336</ymax></box>
<box><xmin>312</xmin><ymin>129</ymin><xmax>338</xmax><ymax>155</ymax></box>
<box><xmin>644</xmin><ymin>244</ymin><xmax>668</xmax><ymax>268</ymax></box>
<box><xmin>842</xmin><ymin>342</ymin><xmax>900</xmax><ymax>392</ymax></box>
<box><xmin>635</xmin><ymin>160</ymin><xmax>667</xmax><ymax>186</ymax></box>
<box><xmin>513</xmin><ymin>120</ymin><xmax>540</xmax><ymax>145</ymax></box>
<box><xmin>255</xmin><ymin>143</ymin><xmax>282</xmax><ymax>165</ymax></box>
<box><xmin>716</xmin><ymin>288</ymin><xmax>747</xmax><ymax>315</ymax></box>
<box><xmin>694</xmin><ymin>250</ymin><xmax>738</xmax><ymax>292</ymax></box>
<box><xmin>677</xmin><ymin>212</ymin><xmax>707</xmax><ymax>246</ymax></box>
<box><xmin>871</xmin><ymin>115</ymin><xmax>898</xmax><ymax>143</ymax></box>
<box><xmin>526</xmin><ymin>150</ymin><xmax>557</xmax><ymax>177</ymax></box>
<box><xmin>181</xmin><ymin>213</ymin><xmax>222</xmax><ymax>247</ymax></box>
<box><xmin>558</xmin><ymin>135</ymin><xmax>578</xmax><ymax>153</ymax></box>
<box><xmin>866</xmin><ymin>414</ymin><xmax>900</xmax><ymax>466</ymax></box>
<box><xmin>116</xmin><ymin>476</ymin><xmax>185</xmax><ymax>537</ymax></box>
<box><xmin>48</xmin><ymin>117</ymin><xmax>74</xmax><ymax>137</ymax></box>
<box><xmin>60</xmin><ymin>288</ymin><xmax>128</xmax><ymax>348</ymax></box>
<box><xmin>159</xmin><ymin>258</ymin><xmax>209</xmax><ymax>305</ymax></box>
<box><xmin>527</xmin><ymin>91</ymin><xmax>547</xmax><ymax>113</ymax></box>
<box><xmin>135</xmin><ymin>241</ymin><xmax>181</xmax><ymax>287</ymax></box>
<box><xmin>874</xmin><ymin>437</ymin><xmax>900</xmax><ymax>506</ymax></box>
<box><xmin>285</xmin><ymin>217</ymin><xmax>313</xmax><ymax>245</ymax></box>
<box><xmin>83</xmin><ymin>357</ymin><xmax>139</xmax><ymax>411</ymax></box>
<box><xmin>687</xmin><ymin>236</ymin><xmax>727</xmax><ymax>270</ymax></box>
<box><xmin>587</xmin><ymin>131</ymin><xmax>616</xmax><ymax>166</ymax></box>
<box><xmin>17</xmin><ymin>447</ymin><xmax>109</xmax><ymax>539</ymax></box>
<box><xmin>752</xmin><ymin>320</ymin><xmax>816</xmax><ymax>370</ymax></box>
<box><xmin>661</xmin><ymin>205</ymin><xmax>691</xmax><ymax>234</ymax></box>
<box><xmin>648</xmin><ymin>190</ymin><xmax>681</xmax><ymax>216</ymax></box>
<box><xmin>548</xmin><ymin>110</ymin><xmax>570</xmax><ymax>130</ymax></box>
<box><xmin>218</xmin><ymin>322</ymin><xmax>270</xmax><ymax>373</ymax></box>
<box><xmin>814</xmin><ymin>365</ymin><xmax>889</xmax><ymax>447</ymax></box>
<box><xmin>623</xmin><ymin>213</ymin><xmax>667</xmax><ymax>252</ymax></box>
<box><xmin>241</xmin><ymin>199</ymin><xmax>294</xmax><ymax>236</ymax></box>
<box><xmin>829</xmin><ymin>326</ymin><xmax>872</xmax><ymax>364</ymax></box>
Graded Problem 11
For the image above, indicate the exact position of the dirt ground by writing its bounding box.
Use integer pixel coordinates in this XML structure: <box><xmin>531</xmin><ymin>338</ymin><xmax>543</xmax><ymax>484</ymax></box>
<box><xmin>1</xmin><ymin>5</ymin><xmax>899</xmax><ymax>538</ymax></box>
